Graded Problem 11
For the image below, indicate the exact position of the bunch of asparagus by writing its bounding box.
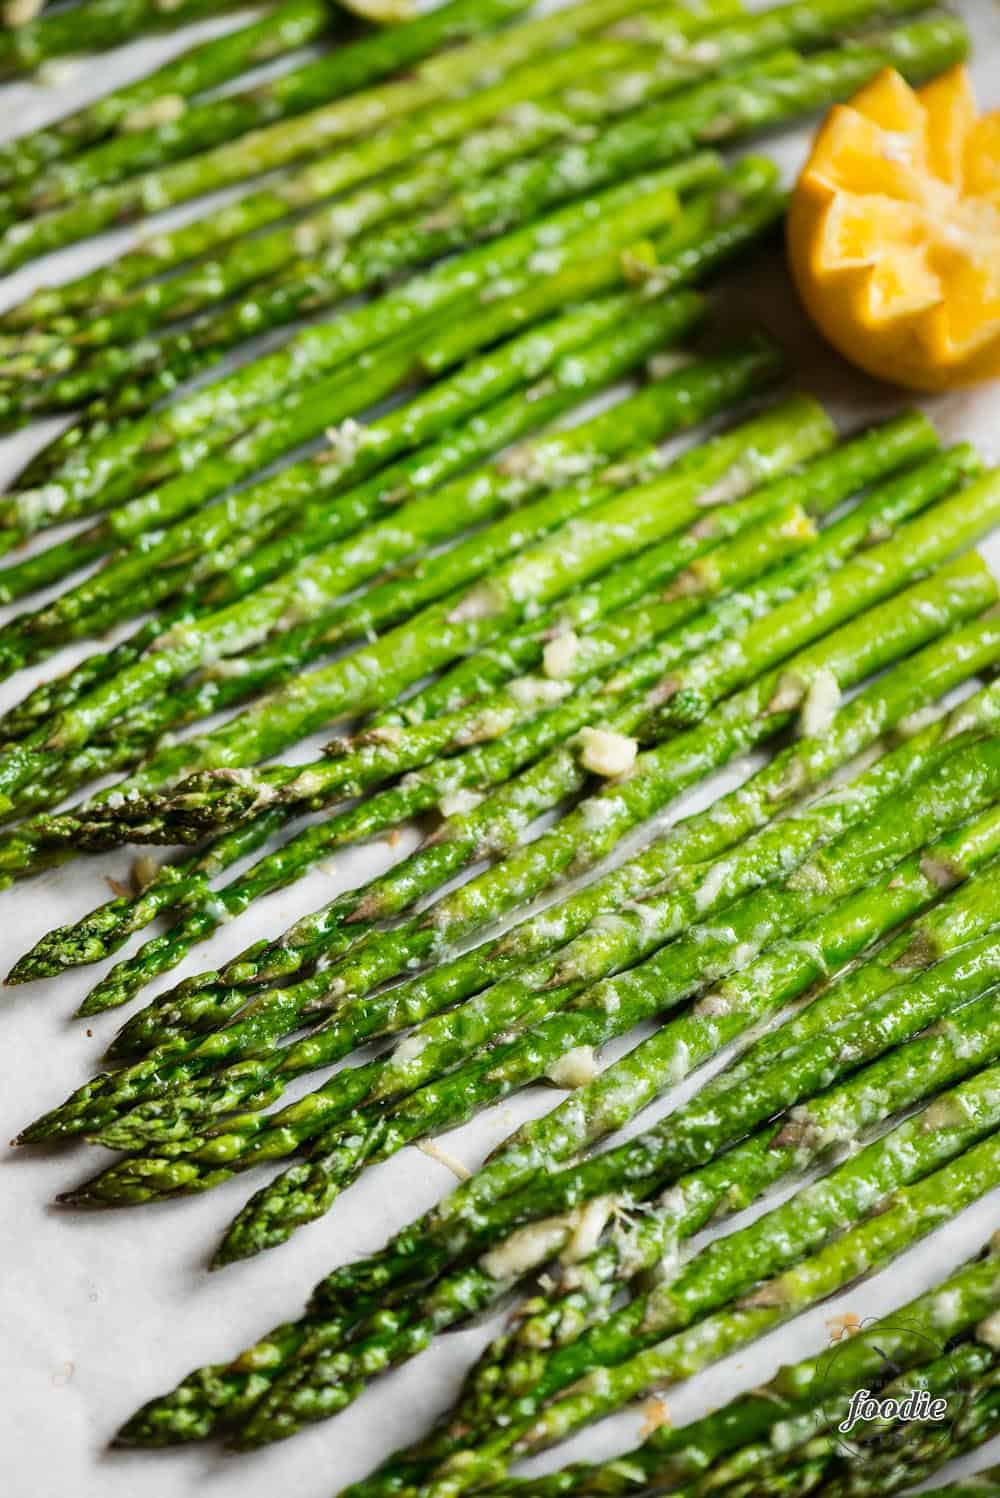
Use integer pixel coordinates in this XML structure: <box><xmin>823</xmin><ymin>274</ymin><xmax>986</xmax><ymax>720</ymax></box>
<box><xmin>1</xmin><ymin>2</ymin><xmax>998</xmax><ymax>1491</ymax></box>
<box><xmin>10</xmin><ymin>391</ymin><xmax>1000</xmax><ymax>1479</ymax></box>
<box><xmin>111</xmin><ymin>955</ymin><xmax>1000</xmax><ymax>1474</ymax></box>
<box><xmin>0</xmin><ymin>0</ymin><xmax>969</xmax><ymax>432</ymax></box>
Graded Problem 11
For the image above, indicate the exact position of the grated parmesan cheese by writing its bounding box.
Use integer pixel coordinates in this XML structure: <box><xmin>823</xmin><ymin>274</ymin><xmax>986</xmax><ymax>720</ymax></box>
<box><xmin>438</xmin><ymin>787</ymin><xmax>483</xmax><ymax>819</ymax></box>
<box><xmin>976</xmin><ymin>1310</ymin><xmax>1000</xmax><ymax>1350</ymax></box>
<box><xmin>799</xmin><ymin>669</ymin><xmax>841</xmax><ymax>738</ymax></box>
<box><xmin>417</xmin><ymin>1139</ymin><xmax>470</xmax><ymax>1181</ymax></box>
<box><xmin>122</xmin><ymin>94</ymin><xmax>186</xmax><ymax>132</ymax></box>
<box><xmin>508</xmin><ymin>675</ymin><xmax>571</xmax><ymax>708</ymax></box>
<box><xmin>560</xmin><ymin>1196</ymin><xmax>615</xmax><ymax>1266</ymax></box>
<box><xmin>543</xmin><ymin>630</ymin><xmax>580</xmax><ymax>680</ymax></box>
<box><xmin>480</xmin><ymin>1217</ymin><xmax>569</xmax><ymax>1281</ymax></box>
<box><xmin>545</xmin><ymin>1046</ymin><xmax>598</xmax><ymax>1089</ymax></box>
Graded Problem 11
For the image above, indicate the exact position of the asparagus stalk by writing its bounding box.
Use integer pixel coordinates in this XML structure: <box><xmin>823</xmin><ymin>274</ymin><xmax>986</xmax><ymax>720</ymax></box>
<box><xmin>31</xmin><ymin>441</ymin><xmax>804</xmax><ymax>879</ymax></box>
<box><xmin>99</xmin><ymin>555</ymin><xmax>993</xmax><ymax>1081</ymax></box>
<box><xmin>9</xmin><ymin>409</ymin><xmax>936</xmax><ymax>1005</ymax></box>
<box><xmin>102</xmin><ymin>590</ymin><xmax>1000</xmax><ymax>1068</ymax></box>
<box><xmin>0</xmin><ymin>0</ymin><xmax>885</xmax><ymax>227</ymax></box>
<box><xmin>91</xmin><ymin>664</ymin><xmax>1000</xmax><ymax>1149</ymax></box>
<box><xmin>0</xmin><ymin>0</ymin><xmax>342</xmax><ymax>185</ymax></box>
<box><xmin>0</xmin><ymin>140</ymin><xmax>716</xmax><ymax>409</ymax></box>
<box><xmin>0</xmin><ymin>8</ymin><xmax>748</xmax><ymax>365</ymax></box>
<box><xmin>428</xmin><ymin>1001</ymin><xmax>1000</xmax><ymax>1484</ymax></box>
<box><xmin>84</xmin><ymin>701</ymin><xmax>1000</xmax><ymax>1217</ymax></box>
<box><xmin>1</xmin><ymin>1</ymin><xmax>956</xmax><ymax>352</ymax></box>
<box><xmin>237</xmin><ymin>1040</ymin><xmax>1000</xmax><ymax>1453</ymax></box>
<box><xmin>5</xmin><ymin>0</ymin><xmax>919</xmax><ymax>387</ymax></box>
<box><xmin>18</xmin><ymin>507</ymin><xmax>837</xmax><ymax>1138</ymax></box>
<box><xmin>413</xmin><ymin>1127</ymin><xmax>1000</xmax><ymax>1492</ymax></box>
<box><xmin>6</xmin><ymin>368</ymin><xmax>788</xmax><ymax>929</ymax></box>
<box><xmin>307</xmin><ymin>788</ymin><xmax>1000</xmax><ymax>1321</ymax></box>
<box><xmin>0</xmin><ymin>277</ymin><xmax>708</xmax><ymax>670</ymax></box>
<box><xmin>1</xmin><ymin>157</ymin><xmax>739</xmax><ymax>530</ymax></box>
<box><xmin>5</xmin><ymin>0</ymin><xmax>638</xmax><ymax>216</ymax></box>
<box><xmin>204</xmin><ymin>743</ymin><xmax>1000</xmax><ymax>1264</ymax></box>
<box><xmin>0</xmin><ymin>298</ymin><xmax>718</xmax><ymax>749</ymax></box>
<box><xmin>476</xmin><ymin>1364</ymin><xmax>998</xmax><ymax>1498</ymax></box>
<box><xmin>420</xmin><ymin>1003</ymin><xmax>1000</xmax><ymax>1478</ymax></box>
<box><xmin>818</xmin><ymin>1381</ymin><xmax>1000</xmax><ymax>1498</ymax></box>
<box><xmin>0</xmin><ymin>0</ymin><xmax>254</xmax><ymax>77</ymax></box>
<box><xmin>56</xmin><ymin>407</ymin><xmax>938</xmax><ymax>845</ymax></box>
<box><xmin>0</xmin><ymin>17</ymin><xmax>653</xmax><ymax>273</ymax></box>
<box><xmin>4</xmin><ymin>1</ymin><xmax>714</xmax><ymax>193</ymax></box>
<box><xmin>0</xmin><ymin>392</ymin><xmax>821</xmax><ymax>825</ymax></box>
<box><xmin>27</xmin><ymin>557</ymin><xmax>994</xmax><ymax>1150</ymax></box>
<box><xmin>183</xmin><ymin>473</ymin><xmax>994</xmax><ymax>1006</ymax></box>
<box><xmin>474</xmin><ymin>1248</ymin><xmax>1000</xmax><ymax>1498</ymax></box>
<box><xmin>0</xmin><ymin>167</ymin><xmax>731</xmax><ymax>593</ymax></box>
<box><xmin>432</xmin><ymin>872</ymin><xmax>1000</xmax><ymax>1293</ymax></box>
<box><xmin>114</xmin><ymin>1135</ymin><xmax>1000</xmax><ymax>1453</ymax></box>
<box><xmin>0</xmin><ymin>332</ymin><xmax>768</xmax><ymax>892</ymax></box>
<box><xmin>9</xmin><ymin>5</ymin><xmax>962</xmax><ymax>480</ymax></box>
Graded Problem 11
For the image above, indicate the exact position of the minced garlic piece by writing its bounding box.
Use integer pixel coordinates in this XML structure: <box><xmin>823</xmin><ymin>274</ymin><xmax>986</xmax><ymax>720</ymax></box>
<box><xmin>579</xmin><ymin>727</ymin><xmax>637</xmax><ymax>778</ymax></box>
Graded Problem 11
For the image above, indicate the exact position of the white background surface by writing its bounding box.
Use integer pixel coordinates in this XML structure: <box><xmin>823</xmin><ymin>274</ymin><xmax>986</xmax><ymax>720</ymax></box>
<box><xmin>2</xmin><ymin>4</ymin><xmax>1000</xmax><ymax>1495</ymax></box>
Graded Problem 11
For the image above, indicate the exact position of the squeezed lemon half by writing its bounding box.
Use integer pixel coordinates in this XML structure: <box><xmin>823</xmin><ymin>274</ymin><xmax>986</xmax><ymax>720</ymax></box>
<box><xmin>788</xmin><ymin>65</ymin><xmax>1000</xmax><ymax>391</ymax></box>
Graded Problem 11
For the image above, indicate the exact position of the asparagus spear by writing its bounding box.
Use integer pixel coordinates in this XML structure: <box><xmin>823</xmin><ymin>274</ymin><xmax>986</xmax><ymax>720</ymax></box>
<box><xmin>422</xmin><ymin>999</ymin><xmax>1000</xmax><ymax>1485</ymax></box>
<box><xmin>0</xmin><ymin>277</ymin><xmax>709</xmax><ymax>666</ymax></box>
<box><xmin>183</xmin><ymin>473</ymin><xmax>995</xmax><ymax>1005</ymax></box>
<box><xmin>10</xmin><ymin>9</ymin><xmax>963</xmax><ymax>477</ymax></box>
<box><xmin>421</xmin><ymin>996</ymin><xmax>1000</xmax><ymax>1473</ymax></box>
<box><xmin>0</xmin><ymin>297</ymin><xmax>719</xmax><ymax>749</ymax></box>
<box><xmin>27</xmin><ymin>557</ymin><xmax>994</xmax><ymax>1149</ymax></box>
<box><xmin>203</xmin><ymin>743</ymin><xmax>1000</xmax><ymax>1264</ymax></box>
<box><xmin>413</xmin><ymin>1126</ymin><xmax>1000</xmax><ymax>1492</ymax></box>
<box><xmin>0</xmin><ymin>393</ymin><xmax>819</xmax><ymax>825</ymax></box>
<box><xmin>0</xmin><ymin>166</ymin><xmax>732</xmax><ymax>591</ymax></box>
<box><xmin>91</xmin><ymin>661</ymin><xmax>1000</xmax><ymax>1149</ymax></box>
<box><xmin>0</xmin><ymin>331</ymin><xmax>766</xmax><ymax>889</ymax></box>
<box><xmin>237</xmin><ymin>1038</ymin><xmax>1000</xmax><ymax>1452</ymax></box>
<box><xmin>103</xmin><ymin>589</ymin><xmax>1000</xmax><ymax>1068</ymax></box>
<box><xmin>52</xmin><ymin>407</ymin><xmax>937</xmax><ymax>845</ymax></box>
<box><xmin>7</xmin><ymin>361</ymin><xmax>785</xmax><ymax>906</ymax></box>
<box><xmin>30</xmin><ymin>450</ymin><xmax>805</xmax><ymax>879</ymax></box>
<box><xmin>10</xmin><ymin>410</ymin><xmax>937</xmax><ymax>1007</ymax></box>
<box><xmin>83</xmin><ymin>686</ymin><xmax>1000</xmax><ymax>1185</ymax></box>
<box><xmin>5</xmin><ymin>0</ymin><xmax>639</xmax><ymax>215</ymax></box>
<box><xmin>17</xmin><ymin>508</ymin><xmax>836</xmax><ymax>1136</ymax></box>
<box><xmin>0</xmin><ymin>139</ymin><xmax>718</xmax><ymax>408</ymax></box>
<box><xmin>475</xmin><ymin>1368</ymin><xmax>996</xmax><ymax>1498</ymax></box>
<box><xmin>0</xmin><ymin>0</ymin><xmax>342</xmax><ymax>185</ymax></box>
<box><xmin>115</xmin><ymin>1144</ymin><xmax>1000</xmax><ymax>1453</ymax></box>
<box><xmin>5</xmin><ymin>0</ymin><xmax>919</xmax><ymax>385</ymax></box>
<box><xmin>0</xmin><ymin>7</ymin><xmax>746</xmax><ymax>348</ymax></box>
<box><xmin>1</xmin><ymin>157</ymin><xmax>740</xmax><ymax>530</ymax></box>
<box><xmin>131</xmin><ymin>1111</ymin><xmax>1000</xmax><ymax>1465</ymax></box>
<box><xmin>1</xmin><ymin>0</ymin><xmax>954</xmax><ymax>353</ymax></box>
<box><xmin>475</xmin><ymin>1255</ymin><xmax>1000</xmax><ymax>1497</ymax></box>
<box><xmin>817</xmin><ymin>1380</ymin><xmax>1000</xmax><ymax>1498</ymax></box>
<box><xmin>0</xmin><ymin>0</ymin><xmax>254</xmax><ymax>77</ymax></box>
<box><xmin>308</xmin><ymin>788</ymin><xmax>1000</xmax><ymax>1322</ymax></box>
<box><xmin>3</xmin><ymin>1</ymin><xmax>713</xmax><ymax>191</ymax></box>
<box><xmin>0</xmin><ymin>17</ymin><xmax>652</xmax><ymax>273</ymax></box>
